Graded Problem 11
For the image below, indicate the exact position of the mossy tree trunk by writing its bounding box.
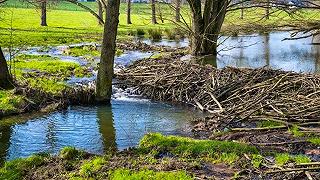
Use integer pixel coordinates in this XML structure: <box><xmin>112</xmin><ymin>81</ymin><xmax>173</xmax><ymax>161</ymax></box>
<box><xmin>127</xmin><ymin>0</ymin><xmax>132</xmax><ymax>24</ymax></box>
<box><xmin>151</xmin><ymin>0</ymin><xmax>157</xmax><ymax>24</ymax></box>
<box><xmin>40</xmin><ymin>0</ymin><xmax>47</xmax><ymax>26</ymax></box>
<box><xmin>95</xmin><ymin>0</ymin><xmax>120</xmax><ymax>103</ymax></box>
<box><xmin>0</xmin><ymin>47</ymin><xmax>13</xmax><ymax>89</ymax></box>
<box><xmin>187</xmin><ymin>0</ymin><xmax>228</xmax><ymax>56</ymax></box>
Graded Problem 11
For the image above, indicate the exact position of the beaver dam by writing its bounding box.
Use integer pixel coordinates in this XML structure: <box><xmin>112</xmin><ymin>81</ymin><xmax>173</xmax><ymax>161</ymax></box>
<box><xmin>117</xmin><ymin>54</ymin><xmax>320</xmax><ymax>178</ymax></box>
<box><xmin>1</xmin><ymin>33</ymin><xmax>320</xmax><ymax>179</ymax></box>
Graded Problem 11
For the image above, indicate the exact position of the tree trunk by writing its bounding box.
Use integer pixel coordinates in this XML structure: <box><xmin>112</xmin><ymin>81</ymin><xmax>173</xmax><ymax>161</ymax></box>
<box><xmin>95</xmin><ymin>0</ymin><xmax>120</xmax><ymax>103</ymax></box>
<box><xmin>265</xmin><ymin>0</ymin><xmax>270</xmax><ymax>20</ymax></box>
<box><xmin>98</xmin><ymin>0</ymin><xmax>103</xmax><ymax>25</ymax></box>
<box><xmin>0</xmin><ymin>47</ymin><xmax>13</xmax><ymax>89</ymax></box>
<box><xmin>127</xmin><ymin>0</ymin><xmax>132</xmax><ymax>24</ymax></box>
<box><xmin>240</xmin><ymin>0</ymin><xmax>244</xmax><ymax>19</ymax></box>
<box><xmin>187</xmin><ymin>0</ymin><xmax>228</xmax><ymax>56</ymax></box>
<box><xmin>175</xmin><ymin>0</ymin><xmax>181</xmax><ymax>22</ymax></box>
<box><xmin>151</xmin><ymin>0</ymin><xmax>157</xmax><ymax>24</ymax></box>
<box><xmin>40</xmin><ymin>0</ymin><xmax>47</xmax><ymax>26</ymax></box>
<box><xmin>188</xmin><ymin>0</ymin><xmax>203</xmax><ymax>55</ymax></box>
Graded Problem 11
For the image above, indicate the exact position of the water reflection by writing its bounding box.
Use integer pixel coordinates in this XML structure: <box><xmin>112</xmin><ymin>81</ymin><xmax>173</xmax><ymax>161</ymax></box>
<box><xmin>0</xmin><ymin>100</ymin><xmax>200</xmax><ymax>162</ymax></box>
<box><xmin>216</xmin><ymin>32</ymin><xmax>320</xmax><ymax>73</ymax></box>
<box><xmin>97</xmin><ymin>106</ymin><xmax>117</xmax><ymax>151</ymax></box>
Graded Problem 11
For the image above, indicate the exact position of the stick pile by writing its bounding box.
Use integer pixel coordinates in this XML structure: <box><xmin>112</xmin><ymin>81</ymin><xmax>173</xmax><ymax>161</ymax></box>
<box><xmin>117</xmin><ymin>57</ymin><xmax>320</xmax><ymax>132</ymax></box>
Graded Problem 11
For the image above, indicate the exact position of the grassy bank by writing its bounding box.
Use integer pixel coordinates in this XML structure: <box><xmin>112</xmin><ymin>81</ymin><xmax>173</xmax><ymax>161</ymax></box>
<box><xmin>0</xmin><ymin>53</ymin><xmax>94</xmax><ymax>118</ymax></box>
<box><xmin>0</xmin><ymin>2</ymin><xmax>319</xmax><ymax>47</ymax></box>
<box><xmin>1</xmin><ymin>133</ymin><xmax>316</xmax><ymax>179</ymax></box>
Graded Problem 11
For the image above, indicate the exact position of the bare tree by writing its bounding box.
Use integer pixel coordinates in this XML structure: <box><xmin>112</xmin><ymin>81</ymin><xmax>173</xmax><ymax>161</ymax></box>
<box><xmin>0</xmin><ymin>47</ymin><xmax>13</xmax><ymax>89</ymax></box>
<box><xmin>127</xmin><ymin>0</ymin><xmax>132</xmax><ymax>24</ymax></box>
<box><xmin>40</xmin><ymin>0</ymin><xmax>47</xmax><ymax>26</ymax></box>
<box><xmin>96</xmin><ymin>0</ymin><xmax>120</xmax><ymax>103</ymax></box>
<box><xmin>151</xmin><ymin>0</ymin><xmax>157</xmax><ymax>24</ymax></box>
<box><xmin>187</xmin><ymin>0</ymin><xmax>228</xmax><ymax>56</ymax></box>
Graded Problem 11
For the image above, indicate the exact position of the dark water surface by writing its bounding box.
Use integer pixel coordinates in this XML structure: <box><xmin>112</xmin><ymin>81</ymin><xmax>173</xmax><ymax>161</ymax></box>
<box><xmin>1</xmin><ymin>31</ymin><xmax>320</xmax><ymax>163</ymax></box>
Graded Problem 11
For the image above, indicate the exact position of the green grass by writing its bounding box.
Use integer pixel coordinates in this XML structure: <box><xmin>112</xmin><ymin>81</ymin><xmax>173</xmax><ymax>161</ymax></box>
<box><xmin>308</xmin><ymin>137</ymin><xmax>320</xmax><ymax>145</ymax></box>
<box><xmin>0</xmin><ymin>154</ymin><xmax>48</xmax><ymax>179</ymax></box>
<box><xmin>139</xmin><ymin>133</ymin><xmax>258</xmax><ymax>157</ymax></box>
<box><xmin>0</xmin><ymin>90</ymin><xmax>24</xmax><ymax>114</ymax></box>
<box><xmin>257</xmin><ymin>120</ymin><xmax>283</xmax><ymax>128</ymax></box>
<box><xmin>79</xmin><ymin>157</ymin><xmax>107</xmax><ymax>178</ymax></box>
<box><xmin>109</xmin><ymin>169</ymin><xmax>193</xmax><ymax>180</ymax></box>
<box><xmin>59</xmin><ymin>147</ymin><xmax>86</xmax><ymax>160</ymax></box>
<box><xmin>275</xmin><ymin>153</ymin><xmax>311</xmax><ymax>166</ymax></box>
<box><xmin>0</xmin><ymin>2</ymin><xmax>319</xmax><ymax>47</ymax></box>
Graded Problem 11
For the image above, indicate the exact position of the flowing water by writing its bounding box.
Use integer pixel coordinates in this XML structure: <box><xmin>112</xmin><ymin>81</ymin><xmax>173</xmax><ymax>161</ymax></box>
<box><xmin>1</xmin><ymin>31</ymin><xmax>320</xmax><ymax>163</ymax></box>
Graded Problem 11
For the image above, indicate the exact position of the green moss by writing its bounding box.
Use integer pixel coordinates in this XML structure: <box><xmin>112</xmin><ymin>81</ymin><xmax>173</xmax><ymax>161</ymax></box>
<box><xmin>308</xmin><ymin>137</ymin><xmax>320</xmax><ymax>145</ymax></box>
<box><xmin>59</xmin><ymin>147</ymin><xmax>85</xmax><ymax>160</ymax></box>
<box><xmin>257</xmin><ymin>120</ymin><xmax>283</xmax><ymax>128</ymax></box>
<box><xmin>139</xmin><ymin>133</ymin><xmax>258</xmax><ymax>158</ymax></box>
<box><xmin>289</xmin><ymin>125</ymin><xmax>304</xmax><ymax>137</ymax></box>
<box><xmin>79</xmin><ymin>157</ymin><xmax>106</xmax><ymax>178</ymax></box>
<box><xmin>26</xmin><ymin>78</ymin><xmax>69</xmax><ymax>95</ymax></box>
<box><xmin>0</xmin><ymin>90</ymin><xmax>24</xmax><ymax>113</ymax></box>
<box><xmin>275</xmin><ymin>153</ymin><xmax>311</xmax><ymax>166</ymax></box>
<box><xmin>109</xmin><ymin>169</ymin><xmax>193</xmax><ymax>180</ymax></box>
<box><xmin>211</xmin><ymin>153</ymin><xmax>239</xmax><ymax>165</ymax></box>
<box><xmin>0</xmin><ymin>154</ymin><xmax>47</xmax><ymax>179</ymax></box>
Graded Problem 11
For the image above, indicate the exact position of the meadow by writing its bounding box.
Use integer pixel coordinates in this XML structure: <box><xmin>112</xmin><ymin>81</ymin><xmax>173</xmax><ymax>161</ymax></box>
<box><xmin>0</xmin><ymin>0</ymin><xmax>319</xmax><ymax>47</ymax></box>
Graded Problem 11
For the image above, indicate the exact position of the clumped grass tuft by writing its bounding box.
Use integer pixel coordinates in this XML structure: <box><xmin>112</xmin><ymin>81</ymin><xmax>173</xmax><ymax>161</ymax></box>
<box><xmin>147</xmin><ymin>29</ymin><xmax>162</xmax><ymax>41</ymax></box>
<box><xmin>308</xmin><ymin>137</ymin><xmax>320</xmax><ymax>145</ymax></box>
<box><xmin>59</xmin><ymin>147</ymin><xmax>86</xmax><ymax>160</ymax></box>
<box><xmin>0</xmin><ymin>154</ymin><xmax>48</xmax><ymax>179</ymax></box>
<box><xmin>64</xmin><ymin>46</ymin><xmax>100</xmax><ymax>57</ymax></box>
<box><xmin>289</xmin><ymin>125</ymin><xmax>304</xmax><ymax>137</ymax></box>
<box><xmin>251</xmin><ymin>154</ymin><xmax>264</xmax><ymax>168</ymax></box>
<box><xmin>136</xmin><ymin>28</ymin><xmax>146</xmax><ymax>36</ymax></box>
<box><xmin>139</xmin><ymin>133</ymin><xmax>258</xmax><ymax>158</ymax></box>
<box><xmin>109</xmin><ymin>169</ymin><xmax>192</xmax><ymax>180</ymax></box>
<box><xmin>164</xmin><ymin>29</ymin><xmax>176</xmax><ymax>40</ymax></box>
<box><xmin>79</xmin><ymin>157</ymin><xmax>106</xmax><ymax>178</ymax></box>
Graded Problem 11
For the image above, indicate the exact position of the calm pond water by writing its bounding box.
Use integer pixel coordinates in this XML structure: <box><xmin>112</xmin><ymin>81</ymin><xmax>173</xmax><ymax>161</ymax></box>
<box><xmin>1</xmin><ymin>31</ymin><xmax>320</xmax><ymax>163</ymax></box>
<box><xmin>0</xmin><ymin>99</ymin><xmax>199</xmax><ymax>163</ymax></box>
<box><xmin>144</xmin><ymin>32</ymin><xmax>320</xmax><ymax>73</ymax></box>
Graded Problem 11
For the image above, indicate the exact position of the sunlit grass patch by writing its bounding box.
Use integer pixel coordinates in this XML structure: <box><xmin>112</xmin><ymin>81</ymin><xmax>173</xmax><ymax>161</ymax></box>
<box><xmin>109</xmin><ymin>169</ymin><xmax>193</xmax><ymax>180</ymax></box>
<box><xmin>275</xmin><ymin>153</ymin><xmax>311</xmax><ymax>166</ymax></box>
<box><xmin>0</xmin><ymin>90</ymin><xmax>24</xmax><ymax>114</ymax></box>
<box><xmin>139</xmin><ymin>133</ymin><xmax>258</xmax><ymax>157</ymax></box>
<box><xmin>0</xmin><ymin>154</ymin><xmax>48</xmax><ymax>179</ymax></box>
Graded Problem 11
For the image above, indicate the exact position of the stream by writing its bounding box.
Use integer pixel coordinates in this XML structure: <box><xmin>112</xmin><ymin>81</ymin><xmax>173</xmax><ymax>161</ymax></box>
<box><xmin>1</xmin><ymin>31</ymin><xmax>320</xmax><ymax>163</ymax></box>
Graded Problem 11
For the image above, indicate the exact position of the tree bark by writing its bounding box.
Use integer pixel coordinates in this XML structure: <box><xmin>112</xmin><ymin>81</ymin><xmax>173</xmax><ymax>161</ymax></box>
<box><xmin>98</xmin><ymin>0</ymin><xmax>103</xmax><ymax>25</ymax></box>
<box><xmin>175</xmin><ymin>0</ymin><xmax>181</xmax><ymax>22</ymax></box>
<box><xmin>187</xmin><ymin>0</ymin><xmax>228</xmax><ymax>56</ymax></box>
<box><xmin>40</xmin><ymin>0</ymin><xmax>47</xmax><ymax>26</ymax></box>
<box><xmin>95</xmin><ymin>0</ymin><xmax>120</xmax><ymax>103</ymax></box>
<box><xmin>265</xmin><ymin>0</ymin><xmax>270</xmax><ymax>20</ymax></box>
<box><xmin>0</xmin><ymin>47</ymin><xmax>13</xmax><ymax>89</ymax></box>
<box><xmin>127</xmin><ymin>0</ymin><xmax>132</xmax><ymax>24</ymax></box>
<box><xmin>151</xmin><ymin>0</ymin><xmax>157</xmax><ymax>24</ymax></box>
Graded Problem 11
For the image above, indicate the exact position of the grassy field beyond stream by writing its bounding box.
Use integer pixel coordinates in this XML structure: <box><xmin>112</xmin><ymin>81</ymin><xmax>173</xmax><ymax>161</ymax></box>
<box><xmin>0</xmin><ymin>1</ymin><xmax>319</xmax><ymax>46</ymax></box>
